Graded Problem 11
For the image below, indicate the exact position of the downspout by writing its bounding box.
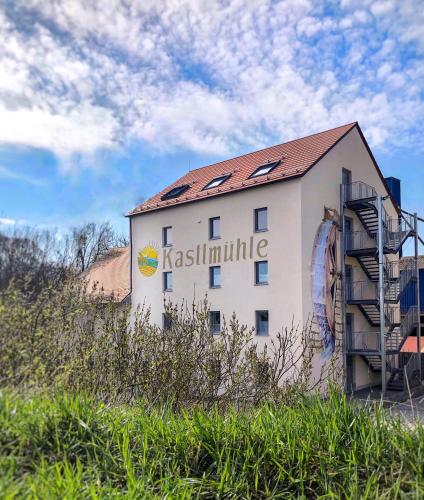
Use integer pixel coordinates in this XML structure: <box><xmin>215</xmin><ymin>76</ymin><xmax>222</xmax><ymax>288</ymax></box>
<box><xmin>340</xmin><ymin>183</ymin><xmax>348</xmax><ymax>392</ymax></box>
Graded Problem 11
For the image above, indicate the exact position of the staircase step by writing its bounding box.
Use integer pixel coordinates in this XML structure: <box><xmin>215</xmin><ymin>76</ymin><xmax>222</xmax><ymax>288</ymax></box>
<box><xmin>387</xmin><ymin>382</ymin><xmax>405</xmax><ymax>391</ymax></box>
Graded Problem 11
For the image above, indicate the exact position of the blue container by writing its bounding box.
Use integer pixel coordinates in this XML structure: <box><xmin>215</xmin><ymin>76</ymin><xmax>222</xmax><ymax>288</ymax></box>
<box><xmin>401</xmin><ymin>269</ymin><xmax>424</xmax><ymax>312</ymax></box>
<box><xmin>385</xmin><ymin>177</ymin><xmax>401</xmax><ymax>207</ymax></box>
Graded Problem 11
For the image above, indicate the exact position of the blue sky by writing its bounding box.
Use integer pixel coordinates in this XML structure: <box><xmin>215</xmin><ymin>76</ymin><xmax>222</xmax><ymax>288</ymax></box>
<box><xmin>0</xmin><ymin>0</ymin><xmax>423</xmax><ymax>237</ymax></box>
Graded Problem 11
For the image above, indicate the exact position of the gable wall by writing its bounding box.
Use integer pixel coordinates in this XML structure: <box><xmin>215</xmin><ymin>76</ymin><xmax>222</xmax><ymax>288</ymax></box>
<box><xmin>300</xmin><ymin>126</ymin><xmax>398</xmax><ymax>388</ymax></box>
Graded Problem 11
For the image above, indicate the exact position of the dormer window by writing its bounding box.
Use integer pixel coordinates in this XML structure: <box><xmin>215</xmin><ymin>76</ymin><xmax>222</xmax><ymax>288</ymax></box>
<box><xmin>203</xmin><ymin>174</ymin><xmax>231</xmax><ymax>190</ymax></box>
<box><xmin>249</xmin><ymin>160</ymin><xmax>281</xmax><ymax>178</ymax></box>
<box><xmin>160</xmin><ymin>184</ymin><xmax>190</xmax><ymax>201</ymax></box>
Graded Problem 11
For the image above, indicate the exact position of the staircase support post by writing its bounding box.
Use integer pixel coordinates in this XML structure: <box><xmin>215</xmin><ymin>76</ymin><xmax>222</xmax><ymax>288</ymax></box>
<box><xmin>377</xmin><ymin>195</ymin><xmax>387</xmax><ymax>396</ymax></box>
<box><xmin>414</xmin><ymin>213</ymin><xmax>421</xmax><ymax>381</ymax></box>
<box><xmin>340</xmin><ymin>183</ymin><xmax>349</xmax><ymax>392</ymax></box>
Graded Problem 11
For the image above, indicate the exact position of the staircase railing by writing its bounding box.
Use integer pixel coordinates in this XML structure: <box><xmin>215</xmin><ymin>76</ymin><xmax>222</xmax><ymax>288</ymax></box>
<box><xmin>349</xmin><ymin>306</ymin><xmax>418</xmax><ymax>354</ymax></box>
<box><xmin>399</xmin><ymin>258</ymin><xmax>416</xmax><ymax>294</ymax></box>
<box><xmin>349</xmin><ymin>279</ymin><xmax>398</xmax><ymax>302</ymax></box>
<box><xmin>403</xmin><ymin>353</ymin><xmax>420</xmax><ymax>388</ymax></box>
<box><xmin>400</xmin><ymin>305</ymin><xmax>419</xmax><ymax>339</ymax></box>
<box><xmin>345</xmin><ymin>219</ymin><xmax>412</xmax><ymax>255</ymax></box>
<box><xmin>385</xmin><ymin>280</ymin><xmax>400</xmax><ymax>302</ymax></box>
<box><xmin>345</xmin><ymin>230</ymin><xmax>376</xmax><ymax>252</ymax></box>
<box><xmin>348</xmin><ymin>331</ymin><xmax>380</xmax><ymax>352</ymax></box>
<box><xmin>386</xmin><ymin>331</ymin><xmax>403</xmax><ymax>351</ymax></box>
<box><xmin>386</xmin><ymin>306</ymin><xmax>400</xmax><ymax>328</ymax></box>
<box><xmin>384</xmin><ymin>215</ymin><xmax>415</xmax><ymax>251</ymax></box>
<box><xmin>382</xmin><ymin>306</ymin><xmax>416</xmax><ymax>351</ymax></box>
<box><xmin>343</xmin><ymin>181</ymin><xmax>377</xmax><ymax>203</ymax></box>
<box><xmin>348</xmin><ymin>330</ymin><xmax>401</xmax><ymax>353</ymax></box>
<box><xmin>382</xmin><ymin>260</ymin><xmax>414</xmax><ymax>302</ymax></box>
<box><xmin>384</xmin><ymin>259</ymin><xmax>399</xmax><ymax>279</ymax></box>
<box><xmin>345</xmin><ymin>229</ymin><xmax>400</xmax><ymax>254</ymax></box>
<box><xmin>348</xmin><ymin>280</ymin><xmax>378</xmax><ymax>302</ymax></box>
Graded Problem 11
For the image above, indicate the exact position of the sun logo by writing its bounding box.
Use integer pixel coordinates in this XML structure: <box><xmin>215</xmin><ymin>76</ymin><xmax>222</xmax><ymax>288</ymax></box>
<box><xmin>138</xmin><ymin>244</ymin><xmax>159</xmax><ymax>277</ymax></box>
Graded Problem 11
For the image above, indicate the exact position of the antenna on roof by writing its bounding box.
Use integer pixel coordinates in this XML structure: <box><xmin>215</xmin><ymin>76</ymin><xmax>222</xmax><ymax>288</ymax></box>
<box><xmin>189</xmin><ymin>159</ymin><xmax>191</xmax><ymax>172</ymax></box>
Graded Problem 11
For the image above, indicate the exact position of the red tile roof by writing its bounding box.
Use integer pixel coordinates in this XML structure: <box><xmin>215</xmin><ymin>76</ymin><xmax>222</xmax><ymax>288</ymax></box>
<box><xmin>81</xmin><ymin>247</ymin><xmax>130</xmax><ymax>303</ymax></box>
<box><xmin>401</xmin><ymin>336</ymin><xmax>424</xmax><ymax>353</ymax></box>
<box><xmin>129</xmin><ymin>122</ymin><xmax>357</xmax><ymax>215</ymax></box>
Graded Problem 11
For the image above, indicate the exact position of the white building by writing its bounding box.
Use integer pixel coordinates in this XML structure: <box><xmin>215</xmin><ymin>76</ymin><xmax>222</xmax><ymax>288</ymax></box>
<box><xmin>128</xmin><ymin>122</ymin><xmax>421</xmax><ymax>395</ymax></box>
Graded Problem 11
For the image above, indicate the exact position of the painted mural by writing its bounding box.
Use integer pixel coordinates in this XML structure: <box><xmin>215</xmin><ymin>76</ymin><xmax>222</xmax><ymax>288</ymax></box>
<box><xmin>311</xmin><ymin>208</ymin><xmax>339</xmax><ymax>359</ymax></box>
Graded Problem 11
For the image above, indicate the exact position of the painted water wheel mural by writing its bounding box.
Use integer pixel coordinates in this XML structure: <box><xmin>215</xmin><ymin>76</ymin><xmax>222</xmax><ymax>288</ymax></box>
<box><xmin>311</xmin><ymin>208</ymin><xmax>339</xmax><ymax>359</ymax></box>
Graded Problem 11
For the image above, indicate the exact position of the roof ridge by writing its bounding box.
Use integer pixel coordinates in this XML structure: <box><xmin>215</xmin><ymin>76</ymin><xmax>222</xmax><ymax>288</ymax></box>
<box><xmin>186</xmin><ymin>122</ymin><xmax>357</xmax><ymax>175</ymax></box>
<box><xmin>129</xmin><ymin>121</ymin><xmax>359</xmax><ymax>216</ymax></box>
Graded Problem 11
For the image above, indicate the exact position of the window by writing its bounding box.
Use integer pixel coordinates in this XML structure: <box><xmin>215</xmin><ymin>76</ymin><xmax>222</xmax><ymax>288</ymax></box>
<box><xmin>250</xmin><ymin>160</ymin><xmax>281</xmax><ymax>178</ymax></box>
<box><xmin>209</xmin><ymin>311</ymin><xmax>221</xmax><ymax>334</ymax></box>
<box><xmin>163</xmin><ymin>313</ymin><xmax>172</xmax><ymax>330</ymax></box>
<box><xmin>209</xmin><ymin>217</ymin><xmax>221</xmax><ymax>239</ymax></box>
<box><xmin>254</xmin><ymin>208</ymin><xmax>268</xmax><ymax>232</ymax></box>
<box><xmin>160</xmin><ymin>184</ymin><xmax>190</xmax><ymax>201</ymax></box>
<box><xmin>163</xmin><ymin>271</ymin><xmax>173</xmax><ymax>292</ymax></box>
<box><xmin>204</xmin><ymin>174</ymin><xmax>231</xmax><ymax>190</ymax></box>
<box><xmin>255</xmin><ymin>310</ymin><xmax>269</xmax><ymax>336</ymax></box>
<box><xmin>255</xmin><ymin>261</ymin><xmax>268</xmax><ymax>285</ymax></box>
<box><xmin>209</xmin><ymin>266</ymin><xmax>221</xmax><ymax>288</ymax></box>
<box><xmin>162</xmin><ymin>226</ymin><xmax>172</xmax><ymax>246</ymax></box>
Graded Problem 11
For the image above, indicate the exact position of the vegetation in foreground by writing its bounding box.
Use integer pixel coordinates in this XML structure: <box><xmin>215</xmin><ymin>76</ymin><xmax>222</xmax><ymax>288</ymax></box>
<box><xmin>1</xmin><ymin>390</ymin><xmax>424</xmax><ymax>498</ymax></box>
<box><xmin>2</xmin><ymin>224</ymin><xmax>421</xmax><ymax>498</ymax></box>
<box><xmin>1</xmin><ymin>274</ymin><xmax>338</xmax><ymax>409</ymax></box>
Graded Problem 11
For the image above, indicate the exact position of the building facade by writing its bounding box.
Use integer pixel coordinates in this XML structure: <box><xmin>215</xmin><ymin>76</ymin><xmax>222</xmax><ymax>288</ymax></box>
<box><xmin>129</xmin><ymin>123</ymin><xmax>422</xmax><ymax>394</ymax></box>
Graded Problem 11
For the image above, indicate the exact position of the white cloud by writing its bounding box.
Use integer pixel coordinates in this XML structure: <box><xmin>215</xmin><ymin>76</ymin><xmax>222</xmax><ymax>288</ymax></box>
<box><xmin>0</xmin><ymin>0</ymin><xmax>422</xmax><ymax>172</ymax></box>
<box><xmin>377</xmin><ymin>63</ymin><xmax>392</xmax><ymax>79</ymax></box>
<box><xmin>352</xmin><ymin>10</ymin><xmax>371</xmax><ymax>23</ymax></box>
<box><xmin>370</xmin><ymin>1</ymin><xmax>395</xmax><ymax>17</ymax></box>
<box><xmin>297</xmin><ymin>16</ymin><xmax>335</xmax><ymax>37</ymax></box>
<box><xmin>356</xmin><ymin>0</ymin><xmax>424</xmax><ymax>49</ymax></box>
<box><xmin>0</xmin><ymin>103</ymin><xmax>118</xmax><ymax>163</ymax></box>
<box><xmin>0</xmin><ymin>164</ymin><xmax>45</xmax><ymax>185</ymax></box>
<box><xmin>339</xmin><ymin>17</ymin><xmax>353</xmax><ymax>29</ymax></box>
<box><xmin>0</xmin><ymin>217</ymin><xmax>17</xmax><ymax>225</ymax></box>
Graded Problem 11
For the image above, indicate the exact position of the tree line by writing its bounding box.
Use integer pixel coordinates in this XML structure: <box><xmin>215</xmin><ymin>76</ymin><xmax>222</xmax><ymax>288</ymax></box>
<box><xmin>0</xmin><ymin>221</ymin><xmax>128</xmax><ymax>295</ymax></box>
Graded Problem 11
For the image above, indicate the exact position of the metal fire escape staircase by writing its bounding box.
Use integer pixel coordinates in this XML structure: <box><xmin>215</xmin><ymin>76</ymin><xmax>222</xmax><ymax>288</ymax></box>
<box><xmin>342</xmin><ymin>181</ymin><xmax>420</xmax><ymax>393</ymax></box>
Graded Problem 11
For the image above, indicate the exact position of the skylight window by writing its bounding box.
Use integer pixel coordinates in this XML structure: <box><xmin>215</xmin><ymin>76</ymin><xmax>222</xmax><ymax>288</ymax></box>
<box><xmin>203</xmin><ymin>174</ymin><xmax>231</xmax><ymax>190</ymax></box>
<box><xmin>160</xmin><ymin>184</ymin><xmax>190</xmax><ymax>201</ymax></box>
<box><xmin>249</xmin><ymin>160</ymin><xmax>281</xmax><ymax>178</ymax></box>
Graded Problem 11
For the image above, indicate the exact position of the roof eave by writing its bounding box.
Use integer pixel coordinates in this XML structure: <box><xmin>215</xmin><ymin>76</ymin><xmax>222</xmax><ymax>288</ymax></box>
<box><xmin>127</xmin><ymin>172</ymin><xmax>305</xmax><ymax>217</ymax></box>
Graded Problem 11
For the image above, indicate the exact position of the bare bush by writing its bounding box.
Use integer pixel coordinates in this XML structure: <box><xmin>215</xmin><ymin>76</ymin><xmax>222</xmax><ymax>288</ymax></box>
<box><xmin>0</xmin><ymin>279</ymin><xmax>340</xmax><ymax>408</ymax></box>
<box><xmin>0</xmin><ymin>222</ymin><xmax>128</xmax><ymax>297</ymax></box>
<box><xmin>0</xmin><ymin>227</ymin><xmax>69</xmax><ymax>294</ymax></box>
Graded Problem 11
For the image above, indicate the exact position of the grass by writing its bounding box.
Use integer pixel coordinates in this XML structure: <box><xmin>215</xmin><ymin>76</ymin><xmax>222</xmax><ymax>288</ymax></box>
<box><xmin>1</xmin><ymin>390</ymin><xmax>424</xmax><ymax>498</ymax></box>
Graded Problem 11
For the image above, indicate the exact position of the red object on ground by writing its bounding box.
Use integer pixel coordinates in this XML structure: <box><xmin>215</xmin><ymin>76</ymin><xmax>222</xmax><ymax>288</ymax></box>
<box><xmin>401</xmin><ymin>336</ymin><xmax>424</xmax><ymax>353</ymax></box>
